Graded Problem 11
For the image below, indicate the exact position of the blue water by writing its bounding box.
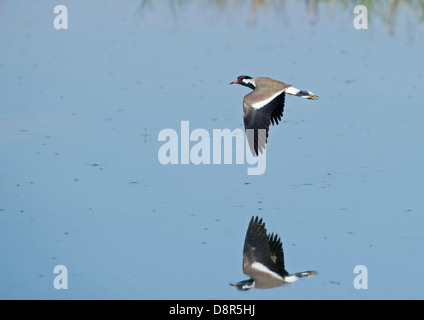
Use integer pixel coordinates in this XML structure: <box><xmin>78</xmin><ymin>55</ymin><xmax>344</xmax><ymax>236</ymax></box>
<box><xmin>1</xmin><ymin>0</ymin><xmax>424</xmax><ymax>299</ymax></box>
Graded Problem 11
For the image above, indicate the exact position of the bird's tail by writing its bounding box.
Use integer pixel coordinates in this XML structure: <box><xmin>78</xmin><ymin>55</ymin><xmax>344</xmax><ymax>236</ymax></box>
<box><xmin>285</xmin><ymin>86</ymin><xmax>319</xmax><ymax>100</ymax></box>
<box><xmin>293</xmin><ymin>270</ymin><xmax>318</xmax><ymax>278</ymax></box>
<box><xmin>284</xmin><ymin>270</ymin><xmax>317</xmax><ymax>283</ymax></box>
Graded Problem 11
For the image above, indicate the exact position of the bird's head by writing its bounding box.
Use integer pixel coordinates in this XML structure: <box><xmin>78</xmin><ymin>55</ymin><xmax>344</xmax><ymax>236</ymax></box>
<box><xmin>230</xmin><ymin>75</ymin><xmax>256</xmax><ymax>90</ymax></box>
<box><xmin>229</xmin><ymin>279</ymin><xmax>255</xmax><ymax>291</ymax></box>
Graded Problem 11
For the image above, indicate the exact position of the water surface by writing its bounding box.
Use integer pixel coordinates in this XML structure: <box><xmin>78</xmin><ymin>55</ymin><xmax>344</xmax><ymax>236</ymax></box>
<box><xmin>0</xmin><ymin>0</ymin><xmax>423</xmax><ymax>299</ymax></box>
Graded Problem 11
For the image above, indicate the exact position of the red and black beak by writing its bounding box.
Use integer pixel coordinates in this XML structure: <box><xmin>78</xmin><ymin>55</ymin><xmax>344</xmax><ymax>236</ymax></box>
<box><xmin>229</xmin><ymin>283</ymin><xmax>243</xmax><ymax>290</ymax></box>
<box><xmin>229</xmin><ymin>279</ymin><xmax>254</xmax><ymax>290</ymax></box>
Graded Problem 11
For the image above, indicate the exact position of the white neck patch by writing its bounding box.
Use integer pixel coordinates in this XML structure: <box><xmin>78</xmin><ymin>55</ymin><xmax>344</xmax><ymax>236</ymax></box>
<box><xmin>242</xmin><ymin>78</ymin><xmax>256</xmax><ymax>87</ymax></box>
<box><xmin>243</xmin><ymin>281</ymin><xmax>256</xmax><ymax>289</ymax></box>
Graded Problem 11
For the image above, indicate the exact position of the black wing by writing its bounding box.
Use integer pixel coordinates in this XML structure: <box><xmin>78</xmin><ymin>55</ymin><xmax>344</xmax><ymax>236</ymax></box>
<box><xmin>243</xmin><ymin>92</ymin><xmax>285</xmax><ymax>156</ymax></box>
<box><xmin>268</xmin><ymin>232</ymin><xmax>289</xmax><ymax>277</ymax></box>
<box><xmin>243</xmin><ymin>216</ymin><xmax>281</xmax><ymax>276</ymax></box>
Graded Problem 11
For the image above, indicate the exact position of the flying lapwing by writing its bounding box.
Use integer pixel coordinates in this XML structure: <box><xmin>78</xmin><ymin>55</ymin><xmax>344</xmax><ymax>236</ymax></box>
<box><xmin>231</xmin><ymin>216</ymin><xmax>317</xmax><ymax>290</ymax></box>
<box><xmin>230</xmin><ymin>76</ymin><xmax>318</xmax><ymax>156</ymax></box>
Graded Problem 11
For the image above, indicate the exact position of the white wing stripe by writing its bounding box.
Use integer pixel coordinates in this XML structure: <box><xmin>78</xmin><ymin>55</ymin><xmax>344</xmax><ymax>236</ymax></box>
<box><xmin>251</xmin><ymin>90</ymin><xmax>285</xmax><ymax>110</ymax></box>
<box><xmin>251</xmin><ymin>262</ymin><xmax>285</xmax><ymax>281</ymax></box>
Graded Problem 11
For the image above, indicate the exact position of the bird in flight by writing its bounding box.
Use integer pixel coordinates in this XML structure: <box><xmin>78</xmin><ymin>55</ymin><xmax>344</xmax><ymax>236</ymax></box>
<box><xmin>230</xmin><ymin>76</ymin><xmax>318</xmax><ymax>156</ymax></box>
<box><xmin>231</xmin><ymin>216</ymin><xmax>317</xmax><ymax>290</ymax></box>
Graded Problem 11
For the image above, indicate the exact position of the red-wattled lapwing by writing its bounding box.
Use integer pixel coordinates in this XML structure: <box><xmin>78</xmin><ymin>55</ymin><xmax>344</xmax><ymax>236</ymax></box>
<box><xmin>231</xmin><ymin>216</ymin><xmax>317</xmax><ymax>290</ymax></box>
<box><xmin>230</xmin><ymin>76</ymin><xmax>318</xmax><ymax>156</ymax></box>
